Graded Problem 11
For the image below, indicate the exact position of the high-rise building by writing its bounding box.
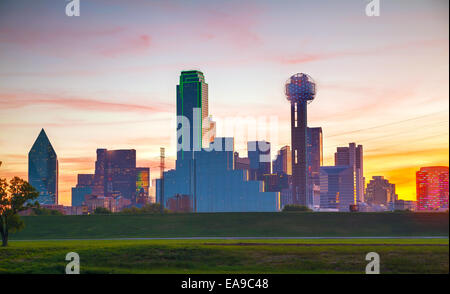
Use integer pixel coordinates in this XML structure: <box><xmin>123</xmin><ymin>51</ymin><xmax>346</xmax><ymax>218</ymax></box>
<box><xmin>28</xmin><ymin>129</ymin><xmax>58</xmax><ymax>205</ymax></box>
<box><xmin>416</xmin><ymin>166</ymin><xmax>449</xmax><ymax>210</ymax></box>
<box><xmin>285</xmin><ymin>73</ymin><xmax>316</xmax><ymax>206</ymax></box>
<box><xmin>320</xmin><ymin>166</ymin><xmax>355</xmax><ymax>211</ymax></box>
<box><xmin>159</xmin><ymin>137</ymin><xmax>280</xmax><ymax>212</ymax></box>
<box><xmin>72</xmin><ymin>149</ymin><xmax>150</xmax><ymax>206</ymax></box>
<box><xmin>307</xmin><ymin>127</ymin><xmax>323</xmax><ymax>207</ymax></box>
<box><xmin>96</xmin><ymin>149</ymin><xmax>137</xmax><ymax>200</ymax></box>
<box><xmin>273</xmin><ymin>145</ymin><xmax>292</xmax><ymax>176</ymax></box>
<box><xmin>177</xmin><ymin>70</ymin><xmax>210</xmax><ymax>160</ymax></box>
<box><xmin>365</xmin><ymin>176</ymin><xmax>397</xmax><ymax>206</ymax></box>
<box><xmin>334</xmin><ymin>143</ymin><xmax>364</xmax><ymax>203</ymax></box>
<box><xmin>157</xmin><ymin>71</ymin><xmax>280</xmax><ymax>212</ymax></box>
<box><xmin>248</xmin><ymin>141</ymin><xmax>271</xmax><ymax>181</ymax></box>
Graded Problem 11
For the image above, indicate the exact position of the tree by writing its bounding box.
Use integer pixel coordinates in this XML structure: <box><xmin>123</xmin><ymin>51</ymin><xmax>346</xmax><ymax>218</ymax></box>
<box><xmin>282</xmin><ymin>204</ymin><xmax>312</xmax><ymax>212</ymax></box>
<box><xmin>94</xmin><ymin>207</ymin><xmax>111</xmax><ymax>214</ymax></box>
<box><xmin>0</xmin><ymin>177</ymin><xmax>39</xmax><ymax>246</ymax></box>
<box><xmin>31</xmin><ymin>207</ymin><xmax>63</xmax><ymax>216</ymax></box>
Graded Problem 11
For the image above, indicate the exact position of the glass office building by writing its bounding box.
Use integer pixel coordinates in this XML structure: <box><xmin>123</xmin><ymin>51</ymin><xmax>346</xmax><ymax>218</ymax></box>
<box><xmin>28</xmin><ymin>129</ymin><xmax>58</xmax><ymax>205</ymax></box>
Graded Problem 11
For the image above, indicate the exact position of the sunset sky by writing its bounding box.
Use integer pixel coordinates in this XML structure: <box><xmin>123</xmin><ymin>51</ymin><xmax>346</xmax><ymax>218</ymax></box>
<box><xmin>0</xmin><ymin>0</ymin><xmax>448</xmax><ymax>206</ymax></box>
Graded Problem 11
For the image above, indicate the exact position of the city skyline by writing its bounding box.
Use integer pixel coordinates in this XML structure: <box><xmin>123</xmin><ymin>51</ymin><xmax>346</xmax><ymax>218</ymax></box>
<box><xmin>0</xmin><ymin>0</ymin><xmax>449</xmax><ymax>205</ymax></box>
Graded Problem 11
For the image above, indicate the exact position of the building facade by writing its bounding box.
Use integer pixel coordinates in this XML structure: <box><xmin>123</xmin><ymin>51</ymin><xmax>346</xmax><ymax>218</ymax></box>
<box><xmin>28</xmin><ymin>129</ymin><xmax>58</xmax><ymax>205</ymax></box>
<box><xmin>416</xmin><ymin>166</ymin><xmax>449</xmax><ymax>210</ymax></box>
<box><xmin>334</xmin><ymin>143</ymin><xmax>364</xmax><ymax>203</ymax></box>
<box><xmin>248</xmin><ymin>141</ymin><xmax>271</xmax><ymax>181</ymax></box>
<box><xmin>307</xmin><ymin>127</ymin><xmax>323</xmax><ymax>208</ymax></box>
<box><xmin>71</xmin><ymin>149</ymin><xmax>150</xmax><ymax>206</ymax></box>
<box><xmin>365</xmin><ymin>176</ymin><xmax>397</xmax><ymax>206</ymax></box>
<box><xmin>273</xmin><ymin>145</ymin><xmax>292</xmax><ymax>176</ymax></box>
<box><xmin>320</xmin><ymin>166</ymin><xmax>355</xmax><ymax>211</ymax></box>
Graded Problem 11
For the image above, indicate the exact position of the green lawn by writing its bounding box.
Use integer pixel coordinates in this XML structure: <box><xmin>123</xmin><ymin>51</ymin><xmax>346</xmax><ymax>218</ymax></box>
<box><xmin>10</xmin><ymin>212</ymin><xmax>449</xmax><ymax>240</ymax></box>
<box><xmin>1</xmin><ymin>239</ymin><xmax>448</xmax><ymax>274</ymax></box>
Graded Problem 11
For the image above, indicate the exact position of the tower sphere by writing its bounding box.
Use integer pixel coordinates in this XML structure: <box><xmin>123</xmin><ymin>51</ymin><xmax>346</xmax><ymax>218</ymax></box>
<box><xmin>285</xmin><ymin>73</ymin><xmax>316</xmax><ymax>104</ymax></box>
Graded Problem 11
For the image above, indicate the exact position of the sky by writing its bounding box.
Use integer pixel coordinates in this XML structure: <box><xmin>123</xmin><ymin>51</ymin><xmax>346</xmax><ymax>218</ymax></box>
<box><xmin>0</xmin><ymin>0</ymin><xmax>448</xmax><ymax>206</ymax></box>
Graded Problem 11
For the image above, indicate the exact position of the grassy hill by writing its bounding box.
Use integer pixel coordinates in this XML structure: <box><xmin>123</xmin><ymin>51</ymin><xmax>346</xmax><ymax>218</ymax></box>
<box><xmin>10</xmin><ymin>212</ymin><xmax>449</xmax><ymax>240</ymax></box>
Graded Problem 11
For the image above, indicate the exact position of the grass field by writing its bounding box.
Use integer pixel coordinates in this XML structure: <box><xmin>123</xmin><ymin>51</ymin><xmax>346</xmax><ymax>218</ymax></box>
<box><xmin>4</xmin><ymin>212</ymin><xmax>448</xmax><ymax>274</ymax></box>
<box><xmin>1</xmin><ymin>239</ymin><xmax>448</xmax><ymax>274</ymax></box>
<box><xmin>10</xmin><ymin>212</ymin><xmax>450</xmax><ymax>240</ymax></box>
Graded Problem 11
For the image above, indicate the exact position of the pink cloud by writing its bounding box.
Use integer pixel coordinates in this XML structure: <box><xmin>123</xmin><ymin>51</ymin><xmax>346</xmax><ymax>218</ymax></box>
<box><xmin>0</xmin><ymin>26</ymin><xmax>153</xmax><ymax>58</ymax></box>
<box><xmin>0</xmin><ymin>91</ymin><xmax>172</xmax><ymax>114</ymax></box>
<box><xmin>279</xmin><ymin>39</ymin><xmax>448</xmax><ymax>64</ymax></box>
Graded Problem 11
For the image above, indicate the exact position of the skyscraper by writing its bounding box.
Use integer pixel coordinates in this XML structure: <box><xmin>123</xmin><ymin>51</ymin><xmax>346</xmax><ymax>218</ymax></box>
<box><xmin>72</xmin><ymin>149</ymin><xmax>150</xmax><ymax>206</ymax></box>
<box><xmin>320</xmin><ymin>166</ymin><xmax>355</xmax><ymax>211</ymax></box>
<box><xmin>365</xmin><ymin>176</ymin><xmax>397</xmax><ymax>206</ymax></box>
<box><xmin>28</xmin><ymin>129</ymin><xmax>58</xmax><ymax>205</ymax></box>
<box><xmin>157</xmin><ymin>71</ymin><xmax>280</xmax><ymax>212</ymax></box>
<box><xmin>177</xmin><ymin>70</ymin><xmax>210</xmax><ymax>160</ymax></box>
<box><xmin>334</xmin><ymin>143</ymin><xmax>364</xmax><ymax>203</ymax></box>
<box><xmin>416</xmin><ymin>166</ymin><xmax>449</xmax><ymax>210</ymax></box>
<box><xmin>285</xmin><ymin>73</ymin><xmax>316</xmax><ymax>206</ymax></box>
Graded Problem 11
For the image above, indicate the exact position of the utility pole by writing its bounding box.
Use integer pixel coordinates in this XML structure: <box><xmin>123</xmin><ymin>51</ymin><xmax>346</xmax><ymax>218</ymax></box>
<box><xmin>160</xmin><ymin>147</ymin><xmax>165</xmax><ymax>214</ymax></box>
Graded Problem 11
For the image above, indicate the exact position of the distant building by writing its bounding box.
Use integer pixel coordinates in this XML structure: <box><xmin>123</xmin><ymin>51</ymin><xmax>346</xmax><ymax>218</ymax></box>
<box><xmin>28</xmin><ymin>129</ymin><xmax>58</xmax><ymax>205</ymax></box>
<box><xmin>159</xmin><ymin>137</ymin><xmax>280</xmax><ymax>212</ymax></box>
<box><xmin>273</xmin><ymin>146</ymin><xmax>292</xmax><ymax>176</ymax></box>
<box><xmin>416</xmin><ymin>166</ymin><xmax>449</xmax><ymax>211</ymax></box>
<box><xmin>83</xmin><ymin>194</ymin><xmax>131</xmax><ymax>213</ymax></box>
<box><xmin>71</xmin><ymin>186</ymin><xmax>92</xmax><ymax>207</ymax></box>
<box><xmin>71</xmin><ymin>149</ymin><xmax>150</xmax><ymax>206</ymax></box>
<box><xmin>307</xmin><ymin>127</ymin><xmax>323</xmax><ymax>207</ymax></box>
<box><xmin>335</xmin><ymin>143</ymin><xmax>364</xmax><ymax>203</ymax></box>
<box><xmin>263</xmin><ymin>173</ymin><xmax>289</xmax><ymax>192</ymax></box>
<box><xmin>365</xmin><ymin>176</ymin><xmax>397</xmax><ymax>206</ymax></box>
<box><xmin>393</xmin><ymin>200</ymin><xmax>416</xmax><ymax>211</ymax></box>
<box><xmin>248</xmin><ymin>141</ymin><xmax>271</xmax><ymax>181</ymax></box>
<box><xmin>234</xmin><ymin>152</ymin><xmax>250</xmax><ymax>178</ymax></box>
<box><xmin>167</xmin><ymin>194</ymin><xmax>193</xmax><ymax>212</ymax></box>
<box><xmin>136</xmin><ymin>167</ymin><xmax>150</xmax><ymax>198</ymax></box>
<box><xmin>320</xmin><ymin>166</ymin><xmax>355</xmax><ymax>211</ymax></box>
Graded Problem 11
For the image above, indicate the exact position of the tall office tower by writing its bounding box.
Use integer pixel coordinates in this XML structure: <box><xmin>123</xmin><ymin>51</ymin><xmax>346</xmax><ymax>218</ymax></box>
<box><xmin>176</xmin><ymin>70</ymin><xmax>209</xmax><ymax>160</ymax></box>
<box><xmin>307</xmin><ymin>127</ymin><xmax>323</xmax><ymax>207</ymax></box>
<box><xmin>248</xmin><ymin>141</ymin><xmax>271</xmax><ymax>181</ymax></box>
<box><xmin>285</xmin><ymin>73</ymin><xmax>316</xmax><ymax>206</ymax></box>
<box><xmin>320</xmin><ymin>166</ymin><xmax>355</xmax><ymax>211</ymax></box>
<box><xmin>365</xmin><ymin>176</ymin><xmax>397</xmax><ymax>206</ymax></box>
<box><xmin>334</xmin><ymin>143</ymin><xmax>364</xmax><ymax>203</ymax></box>
<box><xmin>28</xmin><ymin>129</ymin><xmax>58</xmax><ymax>205</ymax></box>
<box><xmin>95</xmin><ymin>149</ymin><xmax>137</xmax><ymax>201</ymax></box>
<box><xmin>416</xmin><ymin>166</ymin><xmax>449</xmax><ymax>210</ymax></box>
<box><xmin>273</xmin><ymin>146</ymin><xmax>292</xmax><ymax>176</ymax></box>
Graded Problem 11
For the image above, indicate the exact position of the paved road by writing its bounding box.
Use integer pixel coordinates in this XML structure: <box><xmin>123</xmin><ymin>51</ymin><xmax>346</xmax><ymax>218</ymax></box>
<box><xmin>12</xmin><ymin>236</ymin><xmax>449</xmax><ymax>241</ymax></box>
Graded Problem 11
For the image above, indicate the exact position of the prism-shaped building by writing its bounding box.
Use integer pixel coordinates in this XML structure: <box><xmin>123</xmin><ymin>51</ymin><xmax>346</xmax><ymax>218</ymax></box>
<box><xmin>28</xmin><ymin>129</ymin><xmax>58</xmax><ymax>205</ymax></box>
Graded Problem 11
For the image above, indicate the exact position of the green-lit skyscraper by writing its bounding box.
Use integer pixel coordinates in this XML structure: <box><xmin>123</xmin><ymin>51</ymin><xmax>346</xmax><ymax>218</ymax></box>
<box><xmin>176</xmin><ymin>70</ymin><xmax>210</xmax><ymax>161</ymax></box>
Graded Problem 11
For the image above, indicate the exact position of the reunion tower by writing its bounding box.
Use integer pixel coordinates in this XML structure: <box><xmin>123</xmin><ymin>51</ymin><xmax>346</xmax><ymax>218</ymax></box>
<box><xmin>285</xmin><ymin>73</ymin><xmax>316</xmax><ymax>206</ymax></box>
